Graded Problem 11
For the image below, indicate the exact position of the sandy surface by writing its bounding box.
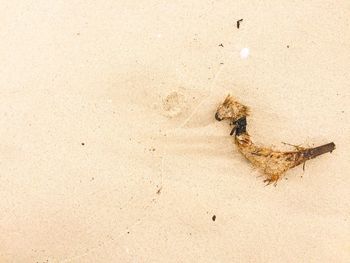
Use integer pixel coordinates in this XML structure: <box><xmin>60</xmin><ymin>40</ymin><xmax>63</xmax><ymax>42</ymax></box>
<box><xmin>1</xmin><ymin>1</ymin><xmax>350</xmax><ymax>262</ymax></box>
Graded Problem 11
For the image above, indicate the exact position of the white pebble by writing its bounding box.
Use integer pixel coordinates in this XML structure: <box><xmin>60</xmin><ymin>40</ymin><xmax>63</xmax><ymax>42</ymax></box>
<box><xmin>240</xmin><ymin>47</ymin><xmax>250</xmax><ymax>59</ymax></box>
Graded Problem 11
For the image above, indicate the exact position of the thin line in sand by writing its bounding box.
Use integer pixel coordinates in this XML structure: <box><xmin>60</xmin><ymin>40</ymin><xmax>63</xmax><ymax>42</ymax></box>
<box><xmin>166</xmin><ymin>51</ymin><xmax>235</xmax><ymax>135</ymax></box>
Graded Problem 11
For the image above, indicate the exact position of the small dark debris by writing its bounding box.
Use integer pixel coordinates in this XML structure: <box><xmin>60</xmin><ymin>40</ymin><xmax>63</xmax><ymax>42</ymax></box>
<box><xmin>81</xmin><ymin>142</ymin><xmax>85</xmax><ymax>146</ymax></box>
<box><xmin>237</xmin><ymin>19</ymin><xmax>243</xmax><ymax>29</ymax></box>
<box><xmin>156</xmin><ymin>187</ymin><xmax>162</xmax><ymax>194</ymax></box>
<box><xmin>220</xmin><ymin>62</ymin><xmax>224</xmax><ymax>65</ymax></box>
<box><xmin>212</xmin><ymin>215</ymin><xmax>216</xmax><ymax>221</ymax></box>
<box><xmin>91</xmin><ymin>177</ymin><xmax>94</xmax><ymax>181</ymax></box>
<box><xmin>127</xmin><ymin>231</ymin><xmax>130</xmax><ymax>234</ymax></box>
<box><xmin>218</xmin><ymin>43</ymin><xmax>224</xmax><ymax>47</ymax></box>
<box><xmin>287</xmin><ymin>45</ymin><xmax>290</xmax><ymax>48</ymax></box>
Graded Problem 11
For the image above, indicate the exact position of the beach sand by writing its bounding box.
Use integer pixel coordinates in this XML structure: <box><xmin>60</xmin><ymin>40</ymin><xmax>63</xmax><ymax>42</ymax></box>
<box><xmin>0</xmin><ymin>1</ymin><xmax>349</xmax><ymax>262</ymax></box>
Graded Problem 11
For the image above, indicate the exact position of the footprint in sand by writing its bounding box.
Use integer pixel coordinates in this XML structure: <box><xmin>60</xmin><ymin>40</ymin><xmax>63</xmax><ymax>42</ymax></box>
<box><xmin>162</xmin><ymin>91</ymin><xmax>186</xmax><ymax>118</ymax></box>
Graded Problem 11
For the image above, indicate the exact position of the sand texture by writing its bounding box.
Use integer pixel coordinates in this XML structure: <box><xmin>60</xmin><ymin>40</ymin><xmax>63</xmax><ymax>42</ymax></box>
<box><xmin>0</xmin><ymin>1</ymin><xmax>349</xmax><ymax>262</ymax></box>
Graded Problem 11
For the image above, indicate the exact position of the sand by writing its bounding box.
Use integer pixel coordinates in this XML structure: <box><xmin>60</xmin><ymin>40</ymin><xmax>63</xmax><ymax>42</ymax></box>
<box><xmin>0</xmin><ymin>1</ymin><xmax>349</xmax><ymax>262</ymax></box>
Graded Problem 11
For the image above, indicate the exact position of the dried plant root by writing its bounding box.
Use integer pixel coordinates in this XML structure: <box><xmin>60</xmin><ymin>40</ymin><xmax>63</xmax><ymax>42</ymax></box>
<box><xmin>235</xmin><ymin>132</ymin><xmax>335</xmax><ymax>185</ymax></box>
<box><xmin>215</xmin><ymin>95</ymin><xmax>335</xmax><ymax>185</ymax></box>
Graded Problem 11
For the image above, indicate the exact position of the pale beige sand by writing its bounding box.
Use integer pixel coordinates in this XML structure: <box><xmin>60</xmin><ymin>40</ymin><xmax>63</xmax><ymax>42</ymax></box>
<box><xmin>1</xmin><ymin>1</ymin><xmax>349</xmax><ymax>262</ymax></box>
